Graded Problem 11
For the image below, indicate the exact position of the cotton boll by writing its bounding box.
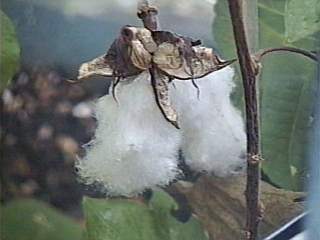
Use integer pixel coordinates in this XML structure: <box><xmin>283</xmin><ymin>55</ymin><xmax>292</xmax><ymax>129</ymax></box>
<box><xmin>171</xmin><ymin>67</ymin><xmax>246</xmax><ymax>176</ymax></box>
<box><xmin>77</xmin><ymin>71</ymin><xmax>181</xmax><ymax>196</ymax></box>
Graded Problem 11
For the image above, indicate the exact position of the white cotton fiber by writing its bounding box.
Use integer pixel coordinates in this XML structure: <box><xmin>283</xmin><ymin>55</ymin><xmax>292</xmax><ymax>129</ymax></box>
<box><xmin>76</xmin><ymin>72</ymin><xmax>181</xmax><ymax>196</ymax></box>
<box><xmin>171</xmin><ymin>67</ymin><xmax>246</xmax><ymax>176</ymax></box>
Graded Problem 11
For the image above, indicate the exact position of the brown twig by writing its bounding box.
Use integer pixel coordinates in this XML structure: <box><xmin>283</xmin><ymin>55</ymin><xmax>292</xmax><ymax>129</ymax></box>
<box><xmin>137</xmin><ymin>0</ymin><xmax>159</xmax><ymax>31</ymax></box>
<box><xmin>255</xmin><ymin>47</ymin><xmax>318</xmax><ymax>62</ymax></box>
<box><xmin>227</xmin><ymin>0</ymin><xmax>261</xmax><ymax>239</ymax></box>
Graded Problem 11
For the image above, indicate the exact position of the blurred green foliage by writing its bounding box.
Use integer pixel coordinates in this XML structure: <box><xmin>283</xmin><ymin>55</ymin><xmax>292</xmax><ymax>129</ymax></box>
<box><xmin>83</xmin><ymin>190</ymin><xmax>209</xmax><ymax>240</ymax></box>
<box><xmin>0</xmin><ymin>10</ymin><xmax>20</xmax><ymax>92</ymax></box>
<box><xmin>213</xmin><ymin>0</ymin><xmax>319</xmax><ymax>190</ymax></box>
<box><xmin>285</xmin><ymin>0</ymin><xmax>320</xmax><ymax>42</ymax></box>
<box><xmin>0</xmin><ymin>199</ymin><xmax>83</xmax><ymax>240</ymax></box>
<box><xmin>1</xmin><ymin>192</ymin><xmax>208</xmax><ymax>240</ymax></box>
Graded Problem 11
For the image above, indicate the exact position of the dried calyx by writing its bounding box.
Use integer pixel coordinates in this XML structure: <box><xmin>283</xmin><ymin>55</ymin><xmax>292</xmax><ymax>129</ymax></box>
<box><xmin>72</xmin><ymin>25</ymin><xmax>235</xmax><ymax>128</ymax></box>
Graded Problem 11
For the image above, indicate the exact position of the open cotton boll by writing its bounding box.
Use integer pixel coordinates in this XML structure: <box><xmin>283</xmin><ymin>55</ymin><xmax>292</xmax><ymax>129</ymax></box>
<box><xmin>171</xmin><ymin>67</ymin><xmax>246</xmax><ymax>176</ymax></box>
<box><xmin>76</xmin><ymin>71</ymin><xmax>181</xmax><ymax>196</ymax></box>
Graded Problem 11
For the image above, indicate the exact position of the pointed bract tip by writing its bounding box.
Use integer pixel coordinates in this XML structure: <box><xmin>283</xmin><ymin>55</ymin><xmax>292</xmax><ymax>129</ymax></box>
<box><xmin>218</xmin><ymin>59</ymin><xmax>237</xmax><ymax>69</ymax></box>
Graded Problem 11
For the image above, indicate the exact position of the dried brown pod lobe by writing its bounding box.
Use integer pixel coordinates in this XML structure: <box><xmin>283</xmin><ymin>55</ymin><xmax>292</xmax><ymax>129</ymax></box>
<box><xmin>154</xmin><ymin>43</ymin><xmax>235</xmax><ymax>80</ymax></box>
<box><xmin>70</xmin><ymin>27</ymin><xmax>155</xmax><ymax>101</ymax></box>
<box><xmin>149</xmin><ymin>66</ymin><xmax>179</xmax><ymax>129</ymax></box>
<box><xmin>73</xmin><ymin>27</ymin><xmax>156</xmax><ymax>83</ymax></box>
<box><xmin>77</xmin><ymin>55</ymin><xmax>114</xmax><ymax>80</ymax></box>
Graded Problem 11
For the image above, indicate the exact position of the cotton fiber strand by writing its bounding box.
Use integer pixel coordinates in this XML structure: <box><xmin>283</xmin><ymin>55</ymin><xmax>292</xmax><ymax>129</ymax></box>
<box><xmin>171</xmin><ymin>67</ymin><xmax>246</xmax><ymax>176</ymax></box>
<box><xmin>76</xmin><ymin>72</ymin><xmax>181</xmax><ymax>196</ymax></box>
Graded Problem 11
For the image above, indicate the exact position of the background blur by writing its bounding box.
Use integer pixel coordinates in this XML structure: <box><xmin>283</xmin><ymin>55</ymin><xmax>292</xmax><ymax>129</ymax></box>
<box><xmin>1</xmin><ymin>1</ymin><xmax>319</xmax><ymax>239</ymax></box>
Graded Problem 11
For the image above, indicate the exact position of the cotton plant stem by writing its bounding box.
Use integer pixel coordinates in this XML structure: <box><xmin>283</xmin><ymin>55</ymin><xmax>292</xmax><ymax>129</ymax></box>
<box><xmin>227</xmin><ymin>0</ymin><xmax>262</xmax><ymax>239</ymax></box>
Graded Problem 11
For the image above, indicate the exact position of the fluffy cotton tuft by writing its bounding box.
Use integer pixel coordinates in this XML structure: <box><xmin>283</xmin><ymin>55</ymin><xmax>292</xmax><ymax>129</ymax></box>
<box><xmin>171</xmin><ymin>67</ymin><xmax>246</xmax><ymax>176</ymax></box>
<box><xmin>76</xmin><ymin>72</ymin><xmax>181</xmax><ymax>196</ymax></box>
<box><xmin>77</xmin><ymin>68</ymin><xmax>246</xmax><ymax>196</ymax></box>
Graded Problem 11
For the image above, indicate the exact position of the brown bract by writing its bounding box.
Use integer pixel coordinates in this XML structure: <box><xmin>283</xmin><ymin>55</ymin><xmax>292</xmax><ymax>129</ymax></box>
<box><xmin>72</xmin><ymin>26</ymin><xmax>235</xmax><ymax>128</ymax></box>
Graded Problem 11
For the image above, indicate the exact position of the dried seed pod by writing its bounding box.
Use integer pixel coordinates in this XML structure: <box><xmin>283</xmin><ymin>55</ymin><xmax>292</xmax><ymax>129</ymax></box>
<box><xmin>150</xmin><ymin>67</ymin><xmax>179</xmax><ymax>129</ymax></box>
<box><xmin>152</xmin><ymin>30</ymin><xmax>199</xmax><ymax>78</ymax></box>
<box><xmin>153</xmin><ymin>42</ymin><xmax>182</xmax><ymax>70</ymax></box>
<box><xmin>154</xmin><ymin>44</ymin><xmax>236</xmax><ymax>80</ymax></box>
<box><xmin>71</xmin><ymin>26</ymin><xmax>236</xmax><ymax>127</ymax></box>
<box><xmin>135</xmin><ymin>27</ymin><xmax>158</xmax><ymax>53</ymax></box>
<box><xmin>76</xmin><ymin>55</ymin><xmax>113</xmax><ymax>80</ymax></box>
<box><xmin>129</xmin><ymin>39</ymin><xmax>152</xmax><ymax>70</ymax></box>
<box><xmin>74</xmin><ymin>26</ymin><xmax>156</xmax><ymax>82</ymax></box>
<box><xmin>121</xmin><ymin>27</ymin><xmax>155</xmax><ymax>70</ymax></box>
<box><xmin>74</xmin><ymin>27</ymin><xmax>235</xmax><ymax>82</ymax></box>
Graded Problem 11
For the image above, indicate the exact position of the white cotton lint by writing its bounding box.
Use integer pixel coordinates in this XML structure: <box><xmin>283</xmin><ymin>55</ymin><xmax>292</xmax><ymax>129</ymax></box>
<box><xmin>171</xmin><ymin>67</ymin><xmax>247</xmax><ymax>176</ymax></box>
<box><xmin>76</xmin><ymin>71</ymin><xmax>181</xmax><ymax>197</ymax></box>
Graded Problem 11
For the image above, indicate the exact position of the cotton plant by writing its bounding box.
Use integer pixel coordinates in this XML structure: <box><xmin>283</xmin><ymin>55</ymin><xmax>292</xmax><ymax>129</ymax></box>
<box><xmin>72</xmin><ymin>12</ymin><xmax>246</xmax><ymax>196</ymax></box>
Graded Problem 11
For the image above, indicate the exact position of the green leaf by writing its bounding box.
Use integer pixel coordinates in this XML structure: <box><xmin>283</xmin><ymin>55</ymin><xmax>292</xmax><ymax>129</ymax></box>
<box><xmin>0</xmin><ymin>199</ymin><xmax>83</xmax><ymax>240</ymax></box>
<box><xmin>0</xmin><ymin>10</ymin><xmax>21</xmax><ymax>92</ymax></box>
<box><xmin>213</xmin><ymin>0</ymin><xmax>317</xmax><ymax>190</ymax></box>
<box><xmin>285</xmin><ymin>0</ymin><xmax>320</xmax><ymax>43</ymax></box>
<box><xmin>83</xmin><ymin>190</ymin><xmax>209</xmax><ymax>240</ymax></box>
<box><xmin>259</xmin><ymin>1</ymin><xmax>317</xmax><ymax>190</ymax></box>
